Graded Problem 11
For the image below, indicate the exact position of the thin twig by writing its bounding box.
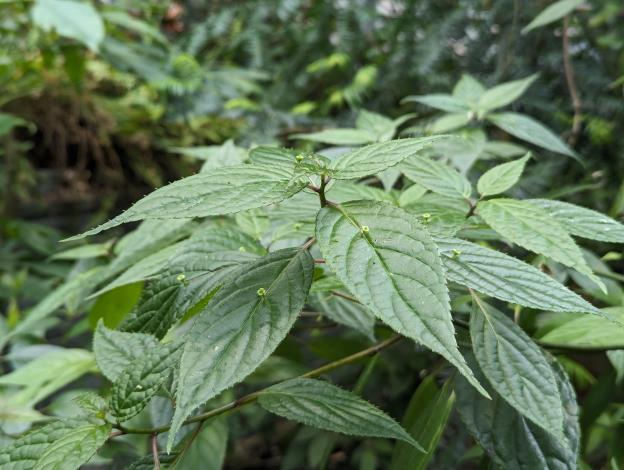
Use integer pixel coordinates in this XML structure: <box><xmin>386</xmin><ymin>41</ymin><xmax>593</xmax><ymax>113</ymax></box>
<box><xmin>151</xmin><ymin>434</ymin><xmax>160</xmax><ymax>470</ymax></box>
<box><xmin>563</xmin><ymin>15</ymin><xmax>582</xmax><ymax>146</ymax></box>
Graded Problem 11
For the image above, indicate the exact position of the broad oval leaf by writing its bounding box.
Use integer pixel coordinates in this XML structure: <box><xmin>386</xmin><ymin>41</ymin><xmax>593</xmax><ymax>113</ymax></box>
<box><xmin>527</xmin><ymin>199</ymin><xmax>624</xmax><ymax>243</ymax></box>
<box><xmin>477</xmin><ymin>75</ymin><xmax>538</xmax><ymax>113</ymax></box>
<box><xmin>538</xmin><ymin>307</ymin><xmax>624</xmax><ymax>348</ymax></box>
<box><xmin>454</xmin><ymin>353</ymin><xmax>579</xmax><ymax>470</ymax></box>
<box><xmin>315</xmin><ymin>200</ymin><xmax>488</xmax><ymax>397</ymax></box>
<box><xmin>470</xmin><ymin>297</ymin><xmax>565</xmax><ymax>442</ymax></box>
<box><xmin>453</xmin><ymin>74</ymin><xmax>485</xmax><ymax>104</ymax></box>
<box><xmin>169</xmin><ymin>248</ymin><xmax>314</xmax><ymax>450</ymax></box>
<box><xmin>401</xmin><ymin>156</ymin><xmax>472</xmax><ymax>199</ymax></box>
<box><xmin>93</xmin><ymin>321</ymin><xmax>159</xmax><ymax>381</ymax></box>
<box><xmin>522</xmin><ymin>0</ymin><xmax>584</xmax><ymax>34</ymax></box>
<box><xmin>258</xmin><ymin>378</ymin><xmax>422</xmax><ymax>450</ymax></box>
<box><xmin>402</xmin><ymin>94</ymin><xmax>468</xmax><ymax>113</ymax></box>
<box><xmin>477</xmin><ymin>154</ymin><xmax>531</xmax><ymax>197</ymax></box>
<box><xmin>435</xmin><ymin>237</ymin><xmax>600</xmax><ymax>314</ymax></box>
<box><xmin>487</xmin><ymin>112</ymin><xmax>579</xmax><ymax>161</ymax></box>
<box><xmin>330</xmin><ymin>136</ymin><xmax>447</xmax><ymax>180</ymax></box>
<box><xmin>67</xmin><ymin>164</ymin><xmax>308</xmax><ymax>240</ymax></box>
<box><xmin>32</xmin><ymin>422</ymin><xmax>111</xmax><ymax>470</ymax></box>
<box><xmin>110</xmin><ymin>341</ymin><xmax>182</xmax><ymax>422</ymax></box>
<box><xmin>477</xmin><ymin>198</ymin><xmax>605</xmax><ymax>291</ymax></box>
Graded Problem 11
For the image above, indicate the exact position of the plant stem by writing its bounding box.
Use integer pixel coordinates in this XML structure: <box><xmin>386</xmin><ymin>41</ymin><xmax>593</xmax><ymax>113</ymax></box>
<box><xmin>563</xmin><ymin>15</ymin><xmax>582</xmax><ymax>146</ymax></box>
<box><xmin>113</xmin><ymin>335</ymin><xmax>403</xmax><ymax>437</ymax></box>
<box><xmin>151</xmin><ymin>434</ymin><xmax>160</xmax><ymax>470</ymax></box>
<box><xmin>319</xmin><ymin>176</ymin><xmax>328</xmax><ymax>207</ymax></box>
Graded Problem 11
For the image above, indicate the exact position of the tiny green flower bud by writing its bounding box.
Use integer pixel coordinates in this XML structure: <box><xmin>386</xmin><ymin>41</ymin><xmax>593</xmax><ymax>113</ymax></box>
<box><xmin>295</xmin><ymin>154</ymin><xmax>304</xmax><ymax>162</ymax></box>
<box><xmin>176</xmin><ymin>274</ymin><xmax>186</xmax><ymax>283</ymax></box>
<box><xmin>239</xmin><ymin>246</ymin><xmax>247</xmax><ymax>252</ymax></box>
<box><xmin>452</xmin><ymin>249</ymin><xmax>461</xmax><ymax>258</ymax></box>
<box><xmin>257</xmin><ymin>287</ymin><xmax>267</xmax><ymax>297</ymax></box>
<box><xmin>361</xmin><ymin>225</ymin><xmax>370</xmax><ymax>233</ymax></box>
<box><xmin>422</xmin><ymin>213</ymin><xmax>431</xmax><ymax>224</ymax></box>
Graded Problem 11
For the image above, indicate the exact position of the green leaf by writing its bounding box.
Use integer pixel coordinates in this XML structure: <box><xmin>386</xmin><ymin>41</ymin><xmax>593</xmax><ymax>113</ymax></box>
<box><xmin>527</xmin><ymin>199</ymin><xmax>624</xmax><ymax>243</ymax></box>
<box><xmin>32</xmin><ymin>422</ymin><xmax>111</xmax><ymax>470</ymax></box>
<box><xmin>401</xmin><ymin>156</ymin><xmax>472</xmax><ymax>199</ymax></box>
<box><xmin>93</xmin><ymin>321</ymin><xmax>159</xmax><ymax>382</ymax></box>
<box><xmin>429</xmin><ymin>113</ymin><xmax>471</xmax><ymax>133</ymax></box>
<box><xmin>258</xmin><ymin>378</ymin><xmax>422</xmax><ymax>450</ymax></box>
<box><xmin>31</xmin><ymin>0</ymin><xmax>104</xmax><ymax>52</ymax></box>
<box><xmin>0</xmin><ymin>418</ymin><xmax>91</xmax><ymax>469</ymax></box>
<box><xmin>477</xmin><ymin>198</ymin><xmax>605</xmax><ymax>291</ymax></box>
<box><xmin>326</xmin><ymin>181</ymin><xmax>396</xmax><ymax>204</ymax></box>
<box><xmin>309</xmin><ymin>292</ymin><xmax>376</xmax><ymax>340</ymax></box>
<box><xmin>398</xmin><ymin>184</ymin><xmax>427</xmax><ymax>207</ymax></box>
<box><xmin>522</xmin><ymin>0</ymin><xmax>584</xmax><ymax>34</ymax></box>
<box><xmin>356</xmin><ymin>109</ymin><xmax>401</xmax><ymax>141</ymax></box>
<box><xmin>316</xmin><ymin>201</ymin><xmax>488</xmax><ymax>397</ymax></box>
<box><xmin>487</xmin><ymin>112</ymin><xmax>579</xmax><ymax>160</ymax></box>
<box><xmin>470</xmin><ymin>297</ymin><xmax>565</xmax><ymax>442</ymax></box>
<box><xmin>477</xmin><ymin>154</ymin><xmax>531</xmax><ymax>196</ymax></box>
<box><xmin>452</xmin><ymin>74</ymin><xmax>485</xmax><ymax>105</ymax></box>
<box><xmin>291</xmin><ymin>128</ymin><xmax>376</xmax><ymax>145</ymax></box>
<box><xmin>173</xmin><ymin>419</ymin><xmax>228</xmax><ymax>470</ymax></box>
<box><xmin>435</xmin><ymin>237</ymin><xmax>600</xmax><ymax>314</ymax></box>
<box><xmin>389</xmin><ymin>377</ymin><xmax>455</xmax><ymax>470</ymax></box>
<box><xmin>402</xmin><ymin>94</ymin><xmax>468</xmax><ymax>113</ymax></box>
<box><xmin>88</xmin><ymin>282</ymin><xmax>142</xmax><ymax>329</ymax></box>
<box><xmin>169</xmin><ymin>248</ymin><xmax>314</xmax><ymax>450</ymax></box>
<box><xmin>538</xmin><ymin>307</ymin><xmax>624</xmax><ymax>348</ymax></box>
<box><xmin>454</xmin><ymin>353</ymin><xmax>579</xmax><ymax>470</ymax></box>
<box><xmin>50</xmin><ymin>243</ymin><xmax>111</xmax><ymax>261</ymax></box>
<box><xmin>0</xmin><ymin>349</ymin><xmax>95</xmax><ymax>407</ymax></box>
<box><xmin>110</xmin><ymin>341</ymin><xmax>182</xmax><ymax>422</ymax></box>
<box><xmin>67</xmin><ymin>164</ymin><xmax>308</xmax><ymax>240</ymax></box>
<box><xmin>330</xmin><ymin>137</ymin><xmax>447</xmax><ymax>180</ymax></box>
<box><xmin>120</xmin><ymin>234</ymin><xmax>259</xmax><ymax>339</ymax></box>
<box><xmin>477</xmin><ymin>75</ymin><xmax>538</xmax><ymax>113</ymax></box>
<box><xmin>102</xmin><ymin>10</ymin><xmax>167</xmax><ymax>44</ymax></box>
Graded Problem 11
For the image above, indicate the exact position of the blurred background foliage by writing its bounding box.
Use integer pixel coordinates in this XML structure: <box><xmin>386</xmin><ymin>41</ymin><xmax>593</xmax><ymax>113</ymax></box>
<box><xmin>1</xmin><ymin>0</ymin><xmax>624</xmax><ymax>468</ymax></box>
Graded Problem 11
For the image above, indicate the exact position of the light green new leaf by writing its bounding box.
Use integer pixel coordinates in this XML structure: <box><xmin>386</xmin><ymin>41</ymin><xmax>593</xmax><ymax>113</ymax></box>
<box><xmin>93</xmin><ymin>321</ymin><xmax>159</xmax><ymax>381</ymax></box>
<box><xmin>538</xmin><ymin>307</ymin><xmax>624</xmax><ymax>348</ymax></box>
<box><xmin>316</xmin><ymin>201</ymin><xmax>488</xmax><ymax>397</ymax></box>
<box><xmin>470</xmin><ymin>297</ymin><xmax>565</xmax><ymax>442</ymax></box>
<box><xmin>454</xmin><ymin>353</ymin><xmax>580</xmax><ymax>470</ymax></box>
<box><xmin>477</xmin><ymin>198</ymin><xmax>605</xmax><ymax>291</ymax></box>
<box><xmin>402</xmin><ymin>94</ymin><xmax>468</xmax><ymax>113</ymax></box>
<box><xmin>429</xmin><ymin>113</ymin><xmax>471</xmax><ymax>133</ymax></box>
<box><xmin>522</xmin><ymin>0</ymin><xmax>584</xmax><ymax>34</ymax></box>
<box><xmin>527</xmin><ymin>199</ymin><xmax>624</xmax><ymax>243</ymax></box>
<box><xmin>67</xmin><ymin>164</ymin><xmax>308</xmax><ymax>240</ymax></box>
<box><xmin>110</xmin><ymin>341</ymin><xmax>182</xmax><ymax>422</ymax></box>
<box><xmin>33</xmin><ymin>422</ymin><xmax>111</xmax><ymax>470</ymax></box>
<box><xmin>453</xmin><ymin>74</ymin><xmax>485</xmax><ymax>105</ymax></box>
<box><xmin>487</xmin><ymin>112</ymin><xmax>579</xmax><ymax>161</ymax></box>
<box><xmin>0</xmin><ymin>418</ymin><xmax>93</xmax><ymax>470</ymax></box>
<box><xmin>477</xmin><ymin>154</ymin><xmax>531</xmax><ymax>196</ymax></box>
<box><xmin>291</xmin><ymin>128</ymin><xmax>376</xmax><ymax>146</ymax></box>
<box><xmin>330</xmin><ymin>136</ymin><xmax>448</xmax><ymax>180</ymax></box>
<box><xmin>169</xmin><ymin>248</ymin><xmax>314</xmax><ymax>450</ymax></box>
<box><xmin>389</xmin><ymin>377</ymin><xmax>455</xmax><ymax>470</ymax></box>
<box><xmin>32</xmin><ymin>0</ymin><xmax>104</xmax><ymax>52</ymax></box>
<box><xmin>258</xmin><ymin>378</ymin><xmax>422</xmax><ymax>450</ymax></box>
<box><xmin>401</xmin><ymin>156</ymin><xmax>472</xmax><ymax>199</ymax></box>
<box><xmin>477</xmin><ymin>75</ymin><xmax>538</xmax><ymax>113</ymax></box>
<box><xmin>435</xmin><ymin>237</ymin><xmax>600</xmax><ymax>314</ymax></box>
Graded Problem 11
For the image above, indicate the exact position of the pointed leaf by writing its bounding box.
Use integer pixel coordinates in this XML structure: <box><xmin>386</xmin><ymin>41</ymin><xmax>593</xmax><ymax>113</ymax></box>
<box><xmin>538</xmin><ymin>307</ymin><xmax>624</xmax><ymax>348</ymax></box>
<box><xmin>174</xmin><ymin>419</ymin><xmax>228</xmax><ymax>470</ymax></box>
<box><xmin>258</xmin><ymin>378</ymin><xmax>422</xmax><ymax>449</ymax></box>
<box><xmin>477</xmin><ymin>198</ymin><xmax>604</xmax><ymax>290</ymax></box>
<box><xmin>309</xmin><ymin>292</ymin><xmax>376</xmax><ymax>340</ymax></box>
<box><xmin>291</xmin><ymin>128</ymin><xmax>376</xmax><ymax>145</ymax></box>
<box><xmin>477</xmin><ymin>154</ymin><xmax>531</xmax><ymax>196</ymax></box>
<box><xmin>110</xmin><ymin>341</ymin><xmax>182</xmax><ymax>422</ymax></box>
<box><xmin>93</xmin><ymin>322</ymin><xmax>159</xmax><ymax>382</ymax></box>
<box><xmin>401</xmin><ymin>156</ymin><xmax>472</xmax><ymax>199</ymax></box>
<box><xmin>67</xmin><ymin>164</ymin><xmax>308</xmax><ymax>240</ymax></box>
<box><xmin>527</xmin><ymin>199</ymin><xmax>624</xmax><ymax>243</ymax></box>
<box><xmin>402</xmin><ymin>94</ymin><xmax>468</xmax><ymax>113</ymax></box>
<box><xmin>32</xmin><ymin>422</ymin><xmax>111</xmax><ymax>470</ymax></box>
<box><xmin>522</xmin><ymin>0</ymin><xmax>584</xmax><ymax>34</ymax></box>
<box><xmin>330</xmin><ymin>137</ymin><xmax>448</xmax><ymax>180</ymax></box>
<box><xmin>477</xmin><ymin>75</ymin><xmax>538</xmax><ymax>113</ymax></box>
<box><xmin>470</xmin><ymin>297</ymin><xmax>565</xmax><ymax>441</ymax></box>
<box><xmin>169</xmin><ymin>248</ymin><xmax>314</xmax><ymax>450</ymax></box>
<box><xmin>487</xmin><ymin>112</ymin><xmax>579</xmax><ymax>160</ymax></box>
<box><xmin>452</xmin><ymin>75</ymin><xmax>485</xmax><ymax>104</ymax></box>
<box><xmin>315</xmin><ymin>201</ymin><xmax>488</xmax><ymax>397</ymax></box>
<box><xmin>435</xmin><ymin>237</ymin><xmax>600</xmax><ymax>314</ymax></box>
<box><xmin>389</xmin><ymin>377</ymin><xmax>455</xmax><ymax>470</ymax></box>
<box><xmin>454</xmin><ymin>353</ymin><xmax>579</xmax><ymax>470</ymax></box>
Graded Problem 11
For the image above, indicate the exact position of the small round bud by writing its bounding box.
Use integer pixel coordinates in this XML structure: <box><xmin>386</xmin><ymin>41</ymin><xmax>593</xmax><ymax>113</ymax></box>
<box><xmin>295</xmin><ymin>154</ymin><xmax>304</xmax><ymax>162</ymax></box>
<box><xmin>257</xmin><ymin>287</ymin><xmax>267</xmax><ymax>297</ymax></box>
<box><xmin>421</xmin><ymin>213</ymin><xmax>431</xmax><ymax>224</ymax></box>
<box><xmin>239</xmin><ymin>246</ymin><xmax>247</xmax><ymax>252</ymax></box>
<box><xmin>176</xmin><ymin>274</ymin><xmax>186</xmax><ymax>283</ymax></box>
<box><xmin>294</xmin><ymin>223</ymin><xmax>302</xmax><ymax>230</ymax></box>
<box><xmin>361</xmin><ymin>225</ymin><xmax>370</xmax><ymax>233</ymax></box>
<box><xmin>452</xmin><ymin>249</ymin><xmax>461</xmax><ymax>258</ymax></box>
